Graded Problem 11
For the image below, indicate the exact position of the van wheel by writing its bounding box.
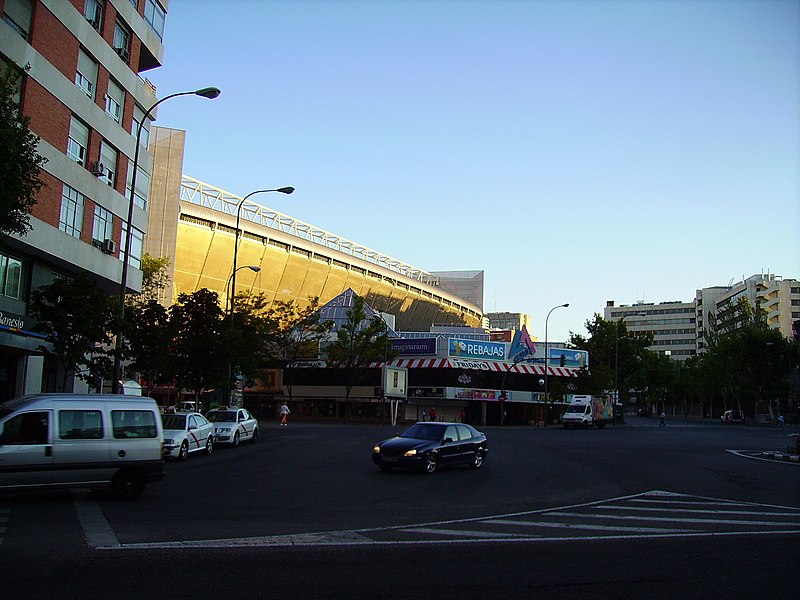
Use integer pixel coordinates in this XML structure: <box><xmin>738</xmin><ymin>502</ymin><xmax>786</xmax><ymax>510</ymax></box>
<box><xmin>251</xmin><ymin>428</ymin><xmax>258</xmax><ymax>444</ymax></box>
<box><xmin>178</xmin><ymin>441</ymin><xmax>189</xmax><ymax>461</ymax></box>
<box><xmin>232</xmin><ymin>431</ymin><xmax>240</xmax><ymax>448</ymax></box>
<box><xmin>205</xmin><ymin>436</ymin><xmax>214</xmax><ymax>455</ymax></box>
<box><xmin>111</xmin><ymin>469</ymin><xmax>145</xmax><ymax>500</ymax></box>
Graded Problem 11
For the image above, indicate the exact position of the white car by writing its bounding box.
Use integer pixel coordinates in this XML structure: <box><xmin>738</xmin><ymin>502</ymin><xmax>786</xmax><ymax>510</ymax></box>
<box><xmin>161</xmin><ymin>412</ymin><xmax>215</xmax><ymax>460</ymax></box>
<box><xmin>206</xmin><ymin>407</ymin><xmax>259</xmax><ymax>447</ymax></box>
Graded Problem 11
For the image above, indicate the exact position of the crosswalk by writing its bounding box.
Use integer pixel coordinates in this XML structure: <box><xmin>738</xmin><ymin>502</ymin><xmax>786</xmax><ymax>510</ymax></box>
<box><xmin>113</xmin><ymin>490</ymin><xmax>800</xmax><ymax>550</ymax></box>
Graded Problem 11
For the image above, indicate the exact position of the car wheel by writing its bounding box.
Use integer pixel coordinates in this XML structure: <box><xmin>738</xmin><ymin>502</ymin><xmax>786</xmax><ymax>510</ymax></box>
<box><xmin>205</xmin><ymin>436</ymin><xmax>214</xmax><ymax>455</ymax></box>
<box><xmin>178</xmin><ymin>440</ymin><xmax>189</xmax><ymax>461</ymax></box>
<box><xmin>232</xmin><ymin>431</ymin><xmax>240</xmax><ymax>448</ymax></box>
<box><xmin>251</xmin><ymin>428</ymin><xmax>258</xmax><ymax>444</ymax></box>
<box><xmin>111</xmin><ymin>469</ymin><xmax>146</xmax><ymax>500</ymax></box>
<box><xmin>470</xmin><ymin>448</ymin><xmax>485</xmax><ymax>469</ymax></box>
<box><xmin>424</xmin><ymin>453</ymin><xmax>438</xmax><ymax>474</ymax></box>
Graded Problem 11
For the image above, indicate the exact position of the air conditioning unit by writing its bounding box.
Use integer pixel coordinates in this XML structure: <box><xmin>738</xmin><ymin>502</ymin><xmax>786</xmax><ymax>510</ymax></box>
<box><xmin>102</xmin><ymin>238</ymin><xmax>117</xmax><ymax>255</ymax></box>
<box><xmin>90</xmin><ymin>162</ymin><xmax>105</xmax><ymax>176</ymax></box>
<box><xmin>115</xmin><ymin>46</ymin><xmax>130</xmax><ymax>62</ymax></box>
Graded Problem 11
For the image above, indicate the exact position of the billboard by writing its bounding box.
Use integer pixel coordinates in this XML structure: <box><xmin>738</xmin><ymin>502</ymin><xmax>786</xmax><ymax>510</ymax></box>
<box><xmin>392</xmin><ymin>338</ymin><xmax>437</xmax><ymax>355</ymax></box>
<box><xmin>448</xmin><ymin>338</ymin><xmax>506</xmax><ymax>360</ymax></box>
<box><xmin>548</xmin><ymin>348</ymin><xmax>589</xmax><ymax>368</ymax></box>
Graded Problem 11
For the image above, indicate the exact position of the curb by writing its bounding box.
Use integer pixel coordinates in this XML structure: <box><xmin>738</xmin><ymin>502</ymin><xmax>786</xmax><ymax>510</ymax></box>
<box><xmin>760</xmin><ymin>451</ymin><xmax>800</xmax><ymax>463</ymax></box>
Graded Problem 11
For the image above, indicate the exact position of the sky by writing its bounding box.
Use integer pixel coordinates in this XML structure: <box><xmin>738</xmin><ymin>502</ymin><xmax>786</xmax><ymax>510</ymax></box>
<box><xmin>148</xmin><ymin>0</ymin><xmax>800</xmax><ymax>343</ymax></box>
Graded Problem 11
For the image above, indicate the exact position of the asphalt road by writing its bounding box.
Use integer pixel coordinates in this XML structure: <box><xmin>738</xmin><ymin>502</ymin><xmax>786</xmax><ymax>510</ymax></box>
<box><xmin>1</xmin><ymin>417</ymin><xmax>798</xmax><ymax>599</ymax></box>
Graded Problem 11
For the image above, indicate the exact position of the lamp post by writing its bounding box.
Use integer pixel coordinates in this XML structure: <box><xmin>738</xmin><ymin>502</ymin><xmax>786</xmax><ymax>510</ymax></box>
<box><xmin>614</xmin><ymin>311</ymin><xmax>646</xmax><ymax>413</ymax></box>
<box><xmin>225</xmin><ymin>265</ymin><xmax>261</xmax><ymax>405</ymax></box>
<box><xmin>543</xmin><ymin>302</ymin><xmax>569</xmax><ymax>425</ymax></box>
<box><xmin>111</xmin><ymin>87</ymin><xmax>221</xmax><ymax>394</ymax></box>
<box><xmin>229</xmin><ymin>187</ymin><xmax>294</xmax><ymax>315</ymax></box>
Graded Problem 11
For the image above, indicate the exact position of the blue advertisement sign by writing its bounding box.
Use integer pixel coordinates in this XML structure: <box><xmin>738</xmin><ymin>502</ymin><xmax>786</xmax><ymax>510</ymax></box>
<box><xmin>392</xmin><ymin>338</ymin><xmax>437</xmax><ymax>355</ymax></box>
<box><xmin>448</xmin><ymin>338</ymin><xmax>506</xmax><ymax>360</ymax></box>
<box><xmin>548</xmin><ymin>348</ymin><xmax>589</xmax><ymax>368</ymax></box>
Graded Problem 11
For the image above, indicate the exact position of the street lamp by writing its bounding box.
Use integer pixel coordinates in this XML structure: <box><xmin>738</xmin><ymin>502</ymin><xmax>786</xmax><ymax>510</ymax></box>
<box><xmin>543</xmin><ymin>303</ymin><xmax>569</xmax><ymax>425</ymax></box>
<box><xmin>229</xmin><ymin>187</ymin><xmax>294</xmax><ymax>315</ymax></box>
<box><xmin>225</xmin><ymin>265</ymin><xmax>261</xmax><ymax>404</ymax></box>
<box><xmin>112</xmin><ymin>87</ymin><xmax>221</xmax><ymax>394</ymax></box>
<box><xmin>614</xmin><ymin>311</ymin><xmax>646</xmax><ymax>411</ymax></box>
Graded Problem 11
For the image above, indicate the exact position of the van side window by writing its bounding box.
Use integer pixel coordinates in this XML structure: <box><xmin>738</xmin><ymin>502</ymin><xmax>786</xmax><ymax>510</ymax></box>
<box><xmin>1</xmin><ymin>411</ymin><xmax>49</xmax><ymax>445</ymax></box>
<box><xmin>111</xmin><ymin>410</ymin><xmax>157</xmax><ymax>439</ymax></box>
<box><xmin>59</xmin><ymin>410</ymin><xmax>103</xmax><ymax>439</ymax></box>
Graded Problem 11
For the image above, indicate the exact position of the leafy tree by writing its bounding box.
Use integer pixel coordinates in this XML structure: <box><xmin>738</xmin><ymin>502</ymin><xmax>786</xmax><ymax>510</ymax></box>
<box><xmin>0</xmin><ymin>65</ymin><xmax>47</xmax><ymax>238</ymax></box>
<box><xmin>568</xmin><ymin>313</ymin><xmax>653</xmax><ymax>404</ymax></box>
<box><xmin>29</xmin><ymin>273</ymin><xmax>117</xmax><ymax>391</ymax></box>
<box><xmin>125</xmin><ymin>299</ymin><xmax>174</xmax><ymax>397</ymax></box>
<box><xmin>170</xmin><ymin>288</ymin><xmax>227</xmax><ymax>408</ymax></box>
<box><xmin>325</xmin><ymin>295</ymin><xmax>396</xmax><ymax>415</ymax></box>
<box><xmin>137</xmin><ymin>253</ymin><xmax>171</xmax><ymax>304</ymax></box>
<box><xmin>238</xmin><ymin>295</ymin><xmax>332</xmax><ymax>401</ymax></box>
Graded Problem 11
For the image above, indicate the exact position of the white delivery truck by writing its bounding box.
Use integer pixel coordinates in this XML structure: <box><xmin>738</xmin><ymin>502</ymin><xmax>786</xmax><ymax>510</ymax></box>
<box><xmin>0</xmin><ymin>394</ymin><xmax>165</xmax><ymax>499</ymax></box>
<box><xmin>561</xmin><ymin>395</ymin><xmax>614</xmax><ymax>429</ymax></box>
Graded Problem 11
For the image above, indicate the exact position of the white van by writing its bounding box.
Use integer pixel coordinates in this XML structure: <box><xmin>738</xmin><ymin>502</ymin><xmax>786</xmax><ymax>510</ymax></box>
<box><xmin>0</xmin><ymin>394</ymin><xmax>165</xmax><ymax>499</ymax></box>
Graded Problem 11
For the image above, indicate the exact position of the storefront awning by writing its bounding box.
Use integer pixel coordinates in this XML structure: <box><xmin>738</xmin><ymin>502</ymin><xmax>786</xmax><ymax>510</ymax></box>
<box><xmin>367</xmin><ymin>358</ymin><xmax>579</xmax><ymax>378</ymax></box>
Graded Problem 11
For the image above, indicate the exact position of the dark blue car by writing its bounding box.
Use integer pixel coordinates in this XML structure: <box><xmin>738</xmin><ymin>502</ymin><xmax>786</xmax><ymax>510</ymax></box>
<box><xmin>372</xmin><ymin>422</ymin><xmax>488</xmax><ymax>473</ymax></box>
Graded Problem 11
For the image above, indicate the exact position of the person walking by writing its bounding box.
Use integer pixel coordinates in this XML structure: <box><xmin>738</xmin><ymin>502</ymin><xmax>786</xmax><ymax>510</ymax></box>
<box><xmin>659</xmin><ymin>410</ymin><xmax>666</xmax><ymax>427</ymax></box>
<box><xmin>421</xmin><ymin>409</ymin><xmax>428</xmax><ymax>422</ymax></box>
<box><xmin>429</xmin><ymin>407</ymin><xmax>437</xmax><ymax>422</ymax></box>
<box><xmin>279</xmin><ymin>402</ymin><xmax>290</xmax><ymax>427</ymax></box>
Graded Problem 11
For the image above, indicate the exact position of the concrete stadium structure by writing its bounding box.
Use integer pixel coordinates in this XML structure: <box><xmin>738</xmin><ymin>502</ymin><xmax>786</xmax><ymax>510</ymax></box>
<box><xmin>145</xmin><ymin>127</ymin><xmax>483</xmax><ymax>331</ymax></box>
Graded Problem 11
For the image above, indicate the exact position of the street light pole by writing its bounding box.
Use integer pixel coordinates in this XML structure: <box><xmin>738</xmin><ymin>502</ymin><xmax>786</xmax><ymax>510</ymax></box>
<box><xmin>111</xmin><ymin>87</ymin><xmax>221</xmax><ymax>394</ymax></box>
<box><xmin>543</xmin><ymin>303</ymin><xmax>569</xmax><ymax>425</ymax></box>
<box><xmin>229</xmin><ymin>187</ymin><xmax>294</xmax><ymax>316</ymax></box>
<box><xmin>225</xmin><ymin>265</ymin><xmax>261</xmax><ymax>405</ymax></box>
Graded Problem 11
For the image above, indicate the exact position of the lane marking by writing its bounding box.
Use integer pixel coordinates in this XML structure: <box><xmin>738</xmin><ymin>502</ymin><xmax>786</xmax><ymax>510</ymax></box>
<box><xmin>72</xmin><ymin>491</ymin><xmax>119</xmax><ymax>548</ymax></box>
<box><xmin>486</xmin><ymin>519</ymin><xmax>694</xmax><ymax>534</ymax></box>
<box><xmin>543</xmin><ymin>511</ymin><xmax>800</xmax><ymax>527</ymax></box>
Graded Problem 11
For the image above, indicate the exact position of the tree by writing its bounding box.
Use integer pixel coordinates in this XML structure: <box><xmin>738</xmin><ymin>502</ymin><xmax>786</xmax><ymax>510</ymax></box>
<box><xmin>29</xmin><ymin>273</ymin><xmax>117</xmax><ymax>391</ymax></box>
<box><xmin>170</xmin><ymin>288</ymin><xmax>227</xmax><ymax>408</ymax></box>
<box><xmin>568</xmin><ymin>313</ymin><xmax>653</xmax><ymax>404</ymax></box>
<box><xmin>137</xmin><ymin>253</ymin><xmax>171</xmax><ymax>304</ymax></box>
<box><xmin>0</xmin><ymin>65</ymin><xmax>47</xmax><ymax>238</ymax></box>
<box><xmin>241</xmin><ymin>295</ymin><xmax>333</xmax><ymax>401</ymax></box>
<box><xmin>325</xmin><ymin>295</ymin><xmax>395</xmax><ymax>416</ymax></box>
<box><xmin>125</xmin><ymin>299</ymin><xmax>174</xmax><ymax>397</ymax></box>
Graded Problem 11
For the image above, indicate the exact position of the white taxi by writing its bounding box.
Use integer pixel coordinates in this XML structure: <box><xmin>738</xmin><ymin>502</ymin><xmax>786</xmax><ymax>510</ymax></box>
<box><xmin>161</xmin><ymin>412</ymin><xmax>215</xmax><ymax>460</ymax></box>
<box><xmin>206</xmin><ymin>407</ymin><xmax>259</xmax><ymax>447</ymax></box>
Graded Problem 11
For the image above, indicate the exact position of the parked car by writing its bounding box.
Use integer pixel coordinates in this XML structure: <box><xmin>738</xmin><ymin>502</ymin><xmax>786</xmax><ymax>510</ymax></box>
<box><xmin>720</xmin><ymin>410</ymin><xmax>746</xmax><ymax>424</ymax></box>
<box><xmin>161</xmin><ymin>412</ymin><xmax>214</xmax><ymax>460</ymax></box>
<box><xmin>372</xmin><ymin>422</ymin><xmax>488</xmax><ymax>473</ymax></box>
<box><xmin>163</xmin><ymin>401</ymin><xmax>197</xmax><ymax>414</ymax></box>
<box><xmin>206</xmin><ymin>407</ymin><xmax>259</xmax><ymax>446</ymax></box>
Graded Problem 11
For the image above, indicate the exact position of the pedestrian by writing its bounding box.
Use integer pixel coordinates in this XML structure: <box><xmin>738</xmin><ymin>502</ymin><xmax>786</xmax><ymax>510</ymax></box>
<box><xmin>777</xmin><ymin>415</ymin><xmax>785</xmax><ymax>426</ymax></box>
<box><xmin>459</xmin><ymin>409</ymin><xmax>465</xmax><ymax>423</ymax></box>
<box><xmin>279</xmin><ymin>402</ymin><xmax>290</xmax><ymax>427</ymax></box>
<box><xmin>421</xmin><ymin>409</ymin><xmax>428</xmax><ymax>422</ymax></box>
<box><xmin>429</xmin><ymin>407</ymin><xmax>437</xmax><ymax>422</ymax></box>
<box><xmin>659</xmin><ymin>411</ymin><xmax>666</xmax><ymax>427</ymax></box>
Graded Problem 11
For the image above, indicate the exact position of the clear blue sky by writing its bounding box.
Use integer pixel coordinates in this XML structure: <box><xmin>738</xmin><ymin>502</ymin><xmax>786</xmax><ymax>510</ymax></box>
<box><xmin>149</xmin><ymin>0</ymin><xmax>800</xmax><ymax>342</ymax></box>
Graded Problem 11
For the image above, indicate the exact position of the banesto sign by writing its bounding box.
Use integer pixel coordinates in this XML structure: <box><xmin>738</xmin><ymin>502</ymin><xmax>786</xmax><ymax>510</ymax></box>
<box><xmin>448</xmin><ymin>338</ymin><xmax>505</xmax><ymax>360</ymax></box>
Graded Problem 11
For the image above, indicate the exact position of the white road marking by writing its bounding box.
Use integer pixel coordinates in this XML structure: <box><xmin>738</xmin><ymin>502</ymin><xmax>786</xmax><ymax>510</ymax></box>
<box><xmin>72</xmin><ymin>491</ymin><xmax>119</xmax><ymax>548</ymax></box>
<box><xmin>486</xmin><ymin>519</ymin><xmax>693</xmax><ymax>534</ymax></box>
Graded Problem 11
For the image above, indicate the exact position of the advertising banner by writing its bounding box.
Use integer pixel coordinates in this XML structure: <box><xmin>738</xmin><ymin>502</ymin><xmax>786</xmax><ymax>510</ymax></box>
<box><xmin>448</xmin><ymin>338</ymin><xmax>506</xmax><ymax>360</ymax></box>
<box><xmin>548</xmin><ymin>348</ymin><xmax>589</xmax><ymax>368</ymax></box>
<box><xmin>391</xmin><ymin>338</ymin><xmax>437</xmax><ymax>355</ymax></box>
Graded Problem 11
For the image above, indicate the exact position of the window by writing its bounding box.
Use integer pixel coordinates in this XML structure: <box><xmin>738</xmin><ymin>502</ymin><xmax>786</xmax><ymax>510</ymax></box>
<box><xmin>126</xmin><ymin>160</ymin><xmax>150</xmax><ymax>209</ymax></box>
<box><xmin>111</xmin><ymin>410</ymin><xmax>157</xmax><ymax>439</ymax></box>
<box><xmin>59</xmin><ymin>185</ymin><xmax>84</xmax><ymax>238</ymax></box>
<box><xmin>113</xmin><ymin>21</ymin><xmax>131</xmax><ymax>62</ymax></box>
<box><xmin>2</xmin><ymin>0</ymin><xmax>34</xmax><ymax>40</ymax></box>
<box><xmin>67</xmin><ymin>117</ymin><xmax>89</xmax><ymax>165</ymax></box>
<box><xmin>92</xmin><ymin>205</ymin><xmax>112</xmax><ymax>245</ymax></box>
<box><xmin>105</xmin><ymin>79</ymin><xmax>124</xmax><ymax>123</ymax></box>
<box><xmin>99</xmin><ymin>141</ymin><xmax>118</xmax><ymax>187</ymax></box>
<box><xmin>120</xmin><ymin>222</ymin><xmax>143</xmax><ymax>269</ymax></box>
<box><xmin>0</xmin><ymin>252</ymin><xmax>23</xmax><ymax>300</ymax></box>
<box><xmin>83</xmin><ymin>0</ymin><xmax>103</xmax><ymax>32</ymax></box>
<box><xmin>75</xmin><ymin>49</ymin><xmax>97</xmax><ymax>99</ymax></box>
<box><xmin>144</xmin><ymin>0</ymin><xmax>166</xmax><ymax>39</ymax></box>
<box><xmin>0</xmin><ymin>411</ymin><xmax>48</xmax><ymax>445</ymax></box>
<box><xmin>59</xmin><ymin>410</ymin><xmax>103</xmax><ymax>440</ymax></box>
<box><xmin>132</xmin><ymin>105</ymin><xmax>151</xmax><ymax>148</ymax></box>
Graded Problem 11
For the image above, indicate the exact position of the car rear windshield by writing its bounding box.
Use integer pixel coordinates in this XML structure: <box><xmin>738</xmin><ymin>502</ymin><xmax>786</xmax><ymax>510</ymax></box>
<box><xmin>207</xmin><ymin>412</ymin><xmax>236</xmax><ymax>422</ymax></box>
